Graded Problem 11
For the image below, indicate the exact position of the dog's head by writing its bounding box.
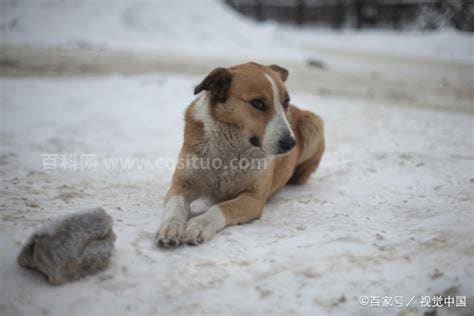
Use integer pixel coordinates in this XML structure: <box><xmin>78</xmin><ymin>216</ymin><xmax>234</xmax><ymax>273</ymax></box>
<box><xmin>194</xmin><ymin>62</ymin><xmax>295</xmax><ymax>155</ymax></box>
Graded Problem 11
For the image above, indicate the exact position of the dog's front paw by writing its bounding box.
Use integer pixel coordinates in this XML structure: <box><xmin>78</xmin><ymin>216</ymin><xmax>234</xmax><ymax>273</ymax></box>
<box><xmin>154</xmin><ymin>218</ymin><xmax>185</xmax><ymax>248</ymax></box>
<box><xmin>185</xmin><ymin>218</ymin><xmax>216</xmax><ymax>245</ymax></box>
<box><xmin>185</xmin><ymin>208</ymin><xmax>225</xmax><ymax>245</ymax></box>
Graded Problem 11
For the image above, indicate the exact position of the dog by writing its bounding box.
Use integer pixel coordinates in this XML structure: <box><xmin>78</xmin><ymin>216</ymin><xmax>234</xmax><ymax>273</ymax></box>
<box><xmin>154</xmin><ymin>62</ymin><xmax>325</xmax><ymax>247</ymax></box>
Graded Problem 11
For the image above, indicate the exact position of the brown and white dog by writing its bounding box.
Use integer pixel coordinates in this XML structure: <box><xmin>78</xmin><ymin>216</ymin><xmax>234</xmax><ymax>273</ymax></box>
<box><xmin>154</xmin><ymin>62</ymin><xmax>325</xmax><ymax>247</ymax></box>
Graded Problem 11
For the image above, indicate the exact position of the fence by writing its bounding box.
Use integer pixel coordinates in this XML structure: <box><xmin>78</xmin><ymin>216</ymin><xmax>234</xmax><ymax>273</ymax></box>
<box><xmin>225</xmin><ymin>0</ymin><xmax>474</xmax><ymax>31</ymax></box>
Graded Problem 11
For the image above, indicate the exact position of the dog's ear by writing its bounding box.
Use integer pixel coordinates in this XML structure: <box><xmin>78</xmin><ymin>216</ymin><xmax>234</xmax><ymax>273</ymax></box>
<box><xmin>194</xmin><ymin>67</ymin><xmax>232</xmax><ymax>103</ymax></box>
<box><xmin>269</xmin><ymin>64</ymin><xmax>289</xmax><ymax>82</ymax></box>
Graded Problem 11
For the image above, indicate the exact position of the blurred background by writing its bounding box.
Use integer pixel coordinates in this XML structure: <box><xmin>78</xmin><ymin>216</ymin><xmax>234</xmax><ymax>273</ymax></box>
<box><xmin>1</xmin><ymin>0</ymin><xmax>472</xmax><ymax>111</ymax></box>
<box><xmin>226</xmin><ymin>0</ymin><xmax>474</xmax><ymax>31</ymax></box>
<box><xmin>0</xmin><ymin>1</ymin><xmax>473</xmax><ymax>315</ymax></box>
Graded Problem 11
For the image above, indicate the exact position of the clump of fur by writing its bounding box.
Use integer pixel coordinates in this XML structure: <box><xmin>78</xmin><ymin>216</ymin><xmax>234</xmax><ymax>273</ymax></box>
<box><xmin>17</xmin><ymin>207</ymin><xmax>116</xmax><ymax>285</ymax></box>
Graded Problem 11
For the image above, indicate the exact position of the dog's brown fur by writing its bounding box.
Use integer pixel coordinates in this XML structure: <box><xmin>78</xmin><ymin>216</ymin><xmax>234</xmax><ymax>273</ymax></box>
<box><xmin>155</xmin><ymin>62</ymin><xmax>324</xmax><ymax>247</ymax></box>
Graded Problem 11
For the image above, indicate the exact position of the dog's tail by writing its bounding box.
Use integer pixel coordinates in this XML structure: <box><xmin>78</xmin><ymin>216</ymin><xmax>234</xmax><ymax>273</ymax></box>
<box><xmin>288</xmin><ymin>110</ymin><xmax>325</xmax><ymax>185</ymax></box>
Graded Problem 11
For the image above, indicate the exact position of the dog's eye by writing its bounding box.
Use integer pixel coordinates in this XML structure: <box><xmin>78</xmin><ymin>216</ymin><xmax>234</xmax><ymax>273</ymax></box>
<box><xmin>250</xmin><ymin>99</ymin><xmax>266</xmax><ymax>111</ymax></box>
<box><xmin>283</xmin><ymin>97</ymin><xmax>290</xmax><ymax>110</ymax></box>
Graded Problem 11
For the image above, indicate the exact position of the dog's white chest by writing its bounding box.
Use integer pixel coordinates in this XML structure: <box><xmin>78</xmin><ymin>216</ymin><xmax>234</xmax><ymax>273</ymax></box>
<box><xmin>190</xmin><ymin>133</ymin><xmax>267</xmax><ymax>200</ymax></box>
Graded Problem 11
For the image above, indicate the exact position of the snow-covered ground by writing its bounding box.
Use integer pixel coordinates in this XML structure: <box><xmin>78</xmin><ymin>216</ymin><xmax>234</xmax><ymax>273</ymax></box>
<box><xmin>1</xmin><ymin>74</ymin><xmax>473</xmax><ymax>316</ymax></box>
<box><xmin>1</xmin><ymin>0</ymin><xmax>473</xmax><ymax>63</ymax></box>
<box><xmin>0</xmin><ymin>1</ymin><xmax>473</xmax><ymax>316</ymax></box>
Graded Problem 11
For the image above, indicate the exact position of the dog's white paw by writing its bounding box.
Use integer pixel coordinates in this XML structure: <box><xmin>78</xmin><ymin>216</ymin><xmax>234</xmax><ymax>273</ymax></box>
<box><xmin>185</xmin><ymin>218</ymin><xmax>216</xmax><ymax>245</ymax></box>
<box><xmin>154</xmin><ymin>218</ymin><xmax>185</xmax><ymax>248</ymax></box>
<box><xmin>185</xmin><ymin>207</ymin><xmax>225</xmax><ymax>245</ymax></box>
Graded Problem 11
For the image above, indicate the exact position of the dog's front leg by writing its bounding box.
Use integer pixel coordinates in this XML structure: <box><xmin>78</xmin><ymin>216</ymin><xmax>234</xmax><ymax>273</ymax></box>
<box><xmin>154</xmin><ymin>189</ymin><xmax>194</xmax><ymax>248</ymax></box>
<box><xmin>185</xmin><ymin>192</ymin><xmax>264</xmax><ymax>245</ymax></box>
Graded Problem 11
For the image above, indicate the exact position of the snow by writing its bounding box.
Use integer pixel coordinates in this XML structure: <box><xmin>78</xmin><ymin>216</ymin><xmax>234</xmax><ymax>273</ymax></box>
<box><xmin>0</xmin><ymin>0</ymin><xmax>303</xmax><ymax>60</ymax></box>
<box><xmin>280</xmin><ymin>27</ymin><xmax>474</xmax><ymax>64</ymax></box>
<box><xmin>1</xmin><ymin>74</ymin><xmax>473</xmax><ymax>315</ymax></box>
<box><xmin>0</xmin><ymin>0</ymin><xmax>473</xmax><ymax>315</ymax></box>
<box><xmin>1</xmin><ymin>0</ymin><xmax>473</xmax><ymax>63</ymax></box>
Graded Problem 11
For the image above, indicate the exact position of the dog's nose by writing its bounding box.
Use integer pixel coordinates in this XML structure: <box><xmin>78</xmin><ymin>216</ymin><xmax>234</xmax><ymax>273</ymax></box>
<box><xmin>249</xmin><ymin>136</ymin><xmax>261</xmax><ymax>147</ymax></box>
<box><xmin>277</xmin><ymin>135</ymin><xmax>296</xmax><ymax>154</ymax></box>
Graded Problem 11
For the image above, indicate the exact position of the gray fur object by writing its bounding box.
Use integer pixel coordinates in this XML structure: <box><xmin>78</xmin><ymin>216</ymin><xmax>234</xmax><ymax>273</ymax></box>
<box><xmin>17</xmin><ymin>207</ymin><xmax>116</xmax><ymax>285</ymax></box>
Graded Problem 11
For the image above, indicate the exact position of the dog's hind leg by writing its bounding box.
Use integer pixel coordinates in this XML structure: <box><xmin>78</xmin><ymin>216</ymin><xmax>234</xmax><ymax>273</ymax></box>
<box><xmin>288</xmin><ymin>110</ymin><xmax>325</xmax><ymax>185</ymax></box>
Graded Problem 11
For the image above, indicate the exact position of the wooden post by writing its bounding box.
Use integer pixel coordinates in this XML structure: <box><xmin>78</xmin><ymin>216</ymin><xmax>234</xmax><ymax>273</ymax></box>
<box><xmin>355</xmin><ymin>0</ymin><xmax>362</xmax><ymax>29</ymax></box>
<box><xmin>295</xmin><ymin>0</ymin><xmax>305</xmax><ymax>26</ymax></box>
<box><xmin>255</xmin><ymin>0</ymin><xmax>263</xmax><ymax>21</ymax></box>
<box><xmin>335</xmin><ymin>0</ymin><xmax>344</xmax><ymax>29</ymax></box>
